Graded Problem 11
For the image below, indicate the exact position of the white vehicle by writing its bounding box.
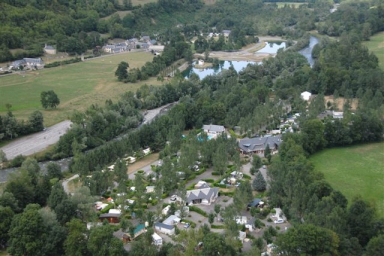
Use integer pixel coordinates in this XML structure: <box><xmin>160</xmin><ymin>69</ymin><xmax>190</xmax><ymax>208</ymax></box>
<box><xmin>274</xmin><ymin>219</ymin><xmax>284</xmax><ymax>224</ymax></box>
<box><xmin>170</xmin><ymin>195</ymin><xmax>177</xmax><ymax>201</ymax></box>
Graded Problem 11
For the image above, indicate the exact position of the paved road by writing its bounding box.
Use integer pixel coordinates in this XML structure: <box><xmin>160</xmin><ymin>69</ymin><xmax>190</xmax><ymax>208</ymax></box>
<box><xmin>0</xmin><ymin>120</ymin><xmax>72</xmax><ymax>160</ymax></box>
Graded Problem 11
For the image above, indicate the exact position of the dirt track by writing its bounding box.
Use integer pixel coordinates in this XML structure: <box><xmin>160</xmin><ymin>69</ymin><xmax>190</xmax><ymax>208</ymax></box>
<box><xmin>0</xmin><ymin>120</ymin><xmax>72</xmax><ymax>160</ymax></box>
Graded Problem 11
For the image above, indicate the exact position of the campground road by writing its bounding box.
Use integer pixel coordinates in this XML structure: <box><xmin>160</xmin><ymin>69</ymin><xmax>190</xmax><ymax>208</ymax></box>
<box><xmin>0</xmin><ymin>120</ymin><xmax>72</xmax><ymax>160</ymax></box>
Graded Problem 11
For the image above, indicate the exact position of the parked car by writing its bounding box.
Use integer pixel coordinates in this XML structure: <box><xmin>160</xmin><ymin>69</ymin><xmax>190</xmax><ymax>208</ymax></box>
<box><xmin>184</xmin><ymin>223</ymin><xmax>190</xmax><ymax>228</ymax></box>
<box><xmin>170</xmin><ymin>195</ymin><xmax>177</xmax><ymax>201</ymax></box>
<box><xmin>274</xmin><ymin>219</ymin><xmax>284</xmax><ymax>224</ymax></box>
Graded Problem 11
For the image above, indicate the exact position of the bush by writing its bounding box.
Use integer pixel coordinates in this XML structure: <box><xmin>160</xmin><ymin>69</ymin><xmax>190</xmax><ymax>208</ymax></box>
<box><xmin>267</xmin><ymin>218</ymin><xmax>272</xmax><ymax>222</ymax></box>
<box><xmin>189</xmin><ymin>206</ymin><xmax>208</xmax><ymax>217</ymax></box>
<box><xmin>210</xmin><ymin>224</ymin><xmax>225</xmax><ymax>229</ymax></box>
<box><xmin>10</xmin><ymin>155</ymin><xmax>26</xmax><ymax>167</ymax></box>
<box><xmin>187</xmin><ymin>183</ymin><xmax>197</xmax><ymax>190</ymax></box>
<box><xmin>219</xmin><ymin>191</ymin><xmax>235</xmax><ymax>197</ymax></box>
<box><xmin>243</xmin><ymin>174</ymin><xmax>251</xmax><ymax>180</ymax></box>
<box><xmin>212</xmin><ymin>171</ymin><xmax>220</xmax><ymax>176</ymax></box>
<box><xmin>100</xmin><ymin>204</ymin><xmax>113</xmax><ymax>214</ymax></box>
<box><xmin>214</xmin><ymin>183</ymin><xmax>227</xmax><ymax>188</ymax></box>
<box><xmin>202</xmin><ymin>178</ymin><xmax>214</xmax><ymax>183</ymax></box>
<box><xmin>254</xmin><ymin>219</ymin><xmax>265</xmax><ymax>228</ymax></box>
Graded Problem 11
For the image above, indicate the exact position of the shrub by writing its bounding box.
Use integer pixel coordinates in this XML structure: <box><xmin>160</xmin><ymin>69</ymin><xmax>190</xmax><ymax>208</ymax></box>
<box><xmin>243</xmin><ymin>174</ymin><xmax>251</xmax><ymax>180</ymax></box>
<box><xmin>189</xmin><ymin>206</ymin><xmax>208</xmax><ymax>217</ymax></box>
<box><xmin>214</xmin><ymin>183</ymin><xmax>227</xmax><ymax>188</ymax></box>
<box><xmin>100</xmin><ymin>204</ymin><xmax>113</xmax><ymax>214</ymax></box>
<box><xmin>212</xmin><ymin>171</ymin><xmax>220</xmax><ymax>176</ymax></box>
<box><xmin>219</xmin><ymin>191</ymin><xmax>235</xmax><ymax>197</ymax></box>
<box><xmin>267</xmin><ymin>218</ymin><xmax>273</xmax><ymax>222</ymax></box>
<box><xmin>210</xmin><ymin>224</ymin><xmax>225</xmax><ymax>229</ymax></box>
<box><xmin>202</xmin><ymin>178</ymin><xmax>214</xmax><ymax>183</ymax></box>
<box><xmin>187</xmin><ymin>183</ymin><xmax>197</xmax><ymax>190</ymax></box>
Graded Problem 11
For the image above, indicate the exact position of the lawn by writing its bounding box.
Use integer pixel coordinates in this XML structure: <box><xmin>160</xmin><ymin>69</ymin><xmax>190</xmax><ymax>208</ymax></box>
<box><xmin>310</xmin><ymin>142</ymin><xmax>384</xmax><ymax>217</ymax></box>
<box><xmin>363</xmin><ymin>31</ymin><xmax>384</xmax><ymax>70</ymax></box>
<box><xmin>0</xmin><ymin>52</ymin><xmax>160</xmax><ymax>126</ymax></box>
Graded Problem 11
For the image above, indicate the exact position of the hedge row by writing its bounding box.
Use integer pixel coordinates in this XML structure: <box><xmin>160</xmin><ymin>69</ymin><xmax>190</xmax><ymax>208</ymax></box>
<box><xmin>189</xmin><ymin>206</ymin><xmax>208</xmax><ymax>217</ymax></box>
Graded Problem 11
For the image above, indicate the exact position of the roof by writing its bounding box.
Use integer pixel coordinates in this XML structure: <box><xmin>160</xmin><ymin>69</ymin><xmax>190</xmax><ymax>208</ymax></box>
<box><xmin>155</xmin><ymin>222</ymin><xmax>175</xmax><ymax>230</ymax></box>
<box><xmin>248</xmin><ymin>198</ymin><xmax>262</xmax><ymax>207</ymax></box>
<box><xmin>24</xmin><ymin>58</ymin><xmax>43</xmax><ymax>64</ymax></box>
<box><xmin>239</xmin><ymin>135</ymin><xmax>282</xmax><ymax>153</ymax></box>
<box><xmin>44</xmin><ymin>45</ymin><xmax>55</xmax><ymax>50</ymax></box>
<box><xmin>203</xmin><ymin>124</ymin><xmax>225</xmax><ymax>133</ymax></box>
<box><xmin>163</xmin><ymin>215</ymin><xmax>181</xmax><ymax>225</ymax></box>
<box><xmin>186</xmin><ymin>187</ymin><xmax>219</xmax><ymax>203</ymax></box>
<box><xmin>222</xmin><ymin>30</ymin><xmax>231</xmax><ymax>34</ymax></box>
<box><xmin>152</xmin><ymin>233</ymin><xmax>162</xmax><ymax>240</ymax></box>
<box><xmin>100</xmin><ymin>213</ymin><xmax>121</xmax><ymax>218</ymax></box>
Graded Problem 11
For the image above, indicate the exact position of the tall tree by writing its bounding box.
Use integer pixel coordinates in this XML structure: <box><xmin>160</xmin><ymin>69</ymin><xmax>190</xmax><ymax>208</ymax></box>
<box><xmin>115</xmin><ymin>61</ymin><xmax>129</xmax><ymax>81</ymax></box>
<box><xmin>0</xmin><ymin>206</ymin><xmax>14</xmax><ymax>247</ymax></box>
<box><xmin>41</xmin><ymin>90</ymin><xmax>60</xmax><ymax>109</ymax></box>
<box><xmin>65</xmin><ymin>219</ymin><xmax>90</xmax><ymax>256</ymax></box>
<box><xmin>252</xmin><ymin>171</ymin><xmax>266</xmax><ymax>191</ymax></box>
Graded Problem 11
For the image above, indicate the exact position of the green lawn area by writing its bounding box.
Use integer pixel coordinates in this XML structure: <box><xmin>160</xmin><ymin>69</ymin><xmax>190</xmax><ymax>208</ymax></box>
<box><xmin>310</xmin><ymin>142</ymin><xmax>384</xmax><ymax>218</ymax></box>
<box><xmin>0</xmin><ymin>52</ymin><xmax>160</xmax><ymax>126</ymax></box>
<box><xmin>363</xmin><ymin>31</ymin><xmax>384</xmax><ymax>70</ymax></box>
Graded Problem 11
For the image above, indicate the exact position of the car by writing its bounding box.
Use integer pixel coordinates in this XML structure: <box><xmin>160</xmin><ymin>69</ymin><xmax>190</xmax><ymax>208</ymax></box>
<box><xmin>274</xmin><ymin>219</ymin><xmax>284</xmax><ymax>224</ymax></box>
<box><xmin>170</xmin><ymin>195</ymin><xmax>177</xmax><ymax>201</ymax></box>
<box><xmin>184</xmin><ymin>223</ymin><xmax>190</xmax><ymax>228</ymax></box>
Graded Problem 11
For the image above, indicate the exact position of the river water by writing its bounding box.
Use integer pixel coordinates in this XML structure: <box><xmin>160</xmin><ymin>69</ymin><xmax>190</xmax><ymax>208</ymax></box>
<box><xmin>299</xmin><ymin>36</ymin><xmax>319</xmax><ymax>67</ymax></box>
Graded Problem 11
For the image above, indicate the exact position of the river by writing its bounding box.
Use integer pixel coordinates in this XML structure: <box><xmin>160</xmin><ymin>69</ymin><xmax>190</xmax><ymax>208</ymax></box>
<box><xmin>299</xmin><ymin>36</ymin><xmax>319</xmax><ymax>67</ymax></box>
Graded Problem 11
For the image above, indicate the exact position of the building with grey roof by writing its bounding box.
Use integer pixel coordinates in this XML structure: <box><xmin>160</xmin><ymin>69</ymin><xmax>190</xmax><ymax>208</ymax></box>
<box><xmin>186</xmin><ymin>187</ymin><xmax>219</xmax><ymax>205</ymax></box>
<box><xmin>154</xmin><ymin>222</ymin><xmax>175</xmax><ymax>235</ymax></box>
<box><xmin>239</xmin><ymin>135</ymin><xmax>282</xmax><ymax>156</ymax></box>
<box><xmin>203</xmin><ymin>124</ymin><xmax>225</xmax><ymax>135</ymax></box>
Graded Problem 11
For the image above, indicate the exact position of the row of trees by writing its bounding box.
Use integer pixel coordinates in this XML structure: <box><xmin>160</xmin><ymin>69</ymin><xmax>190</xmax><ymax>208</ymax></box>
<box><xmin>0</xmin><ymin>108</ymin><xmax>44</xmax><ymax>142</ymax></box>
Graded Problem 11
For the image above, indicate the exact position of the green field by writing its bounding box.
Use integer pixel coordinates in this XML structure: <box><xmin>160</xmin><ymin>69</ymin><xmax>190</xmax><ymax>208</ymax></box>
<box><xmin>310</xmin><ymin>142</ymin><xmax>384</xmax><ymax>217</ymax></box>
<box><xmin>364</xmin><ymin>31</ymin><xmax>384</xmax><ymax>70</ymax></box>
<box><xmin>0</xmin><ymin>52</ymin><xmax>159</xmax><ymax>126</ymax></box>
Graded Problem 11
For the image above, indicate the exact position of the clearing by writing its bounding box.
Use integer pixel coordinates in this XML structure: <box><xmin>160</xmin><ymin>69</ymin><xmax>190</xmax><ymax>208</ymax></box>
<box><xmin>0</xmin><ymin>51</ymin><xmax>160</xmax><ymax>126</ymax></box>
<box><xmin>363</xmin><ymin>31</ymin><xmax>384</xmax><ymax>70</ymax></box>
<box><xmin>323</xmin><ymin>95</ymin><xmax>358</xmax><ymax>110</ymax></box>
<box><xmin>310</xmin><ymin>142</ymin><xmax>384</xmax><ymax>218</ymax></box>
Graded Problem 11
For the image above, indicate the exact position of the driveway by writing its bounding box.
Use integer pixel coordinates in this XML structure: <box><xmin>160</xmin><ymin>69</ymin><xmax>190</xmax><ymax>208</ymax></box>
<box><xmin>62</xmin><ymin>174</ymin><xmax>79</xmax><ymax>195</ymax></box>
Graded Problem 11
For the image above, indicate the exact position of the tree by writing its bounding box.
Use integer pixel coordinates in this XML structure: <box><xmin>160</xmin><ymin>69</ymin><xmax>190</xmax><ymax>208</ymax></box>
<box><xmin>253</xmin><ymin>171</ymin><xmax>266</xmax><ymax>191</ymax></box>
<box><xmin>115</xmin><ymin>61</ymin><xmax>129</xmax><ymax>81</ymax></box>
<box><xmin>202</xmin><ymin>232</ymin><xmax>236</xmax><ymax>256</ymax></box>
<box><xmin>275</xmin><ymin>224</ymin><xmax>340</xmax><ymax>256</ymax></box>
<box><xmin>0</xmin><ymin>149</ymin><xmax>7</xmax><ymax>164</ymax></box>
<box><xmin>65</xmin><ymin>219</ymin><xmax>89</xmax><ymax>256</ymax></box>
<box><xmin>365</xmin><ymin>235</ymin><xmax>384</xmax><ymax>256</ymax></box>
<box><xmin>208</xmin><ymin>212</ymin><xmax>215</xmax><ymax>224</ymax></box>
<box><xmin>28</xmin><ymin>110</ymin><xmax>44</xmax><ymax>132</ymax></box>
<box><xmin>48</xmin><ymin>182</ymin><xmax>68</xmax><ymax>210</ymax></box>
<box><xmin>0</xmin><ymin>206</ymin><xmax>14</xmax><ymax>247</ymax></box>
<box><xmin>41</xmin><ymin>90</ymin><xmax>60</xmax><ymax>109</ymax></box>
<box><xmin>87</xmin><ymin>225</ymin><xmax>126</xmax><ymax>256</ymax></box>
<box><xmin>47</xmin><ymin>162</ymin><xmax>63</xmax><ymax>180</ymax></box>
<box><xmin>264</xmin><ymin>144</ymin><xmax>271</xmax><ymax>163</ymax></box>
<box><xmin>8</xmin><ymin>204</ymin><xmax>46</xmax><ymax>256</ymax></box>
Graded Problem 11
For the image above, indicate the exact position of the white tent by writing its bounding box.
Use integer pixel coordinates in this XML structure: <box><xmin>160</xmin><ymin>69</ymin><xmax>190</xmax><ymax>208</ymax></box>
<box><xmin>300</xmin><ymin>91</ymin><xmax>312</xmax><ymax>101</ymax></box>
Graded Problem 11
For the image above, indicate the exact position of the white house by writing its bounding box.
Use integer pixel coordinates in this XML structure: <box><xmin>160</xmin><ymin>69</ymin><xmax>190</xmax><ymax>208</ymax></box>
<box><xmin>154</xmin><ymin>222</ymin><xmax>175</xmax><ymax>235</ymax></box>
<box><xmin>300</xmin><ymin>91</ymin><xmax>312</xmax><ymax>101</ymax></box>
<box><xmin>152</xmin><ymin>233</ymin><xmax>163</xmax><ymax>246</ymax></box>
<box><xmin>186</xmin><ymin>187</ymin><xmax>219</xmax><ymax>205</ymax></box>
<box><xmin>109</xmin><ymin>209</ymin><xmax>122</xmax><ymax>214</ymax></box>
<box><xmin>146</xmin><ymin>186</ymin><xmax>155</xmax><ymax>193</ymax></box>
<box><xmin>203</xmin><ymin>124</ymin><xmax>225</xmax><ymax>137</ymax></box>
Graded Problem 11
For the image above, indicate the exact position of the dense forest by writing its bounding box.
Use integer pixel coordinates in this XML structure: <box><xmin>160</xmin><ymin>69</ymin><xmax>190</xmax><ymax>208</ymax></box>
<box><xmin>1</xmin><ymin>0</ymin><xmax>384</xmax><ymax>255</ymax></box>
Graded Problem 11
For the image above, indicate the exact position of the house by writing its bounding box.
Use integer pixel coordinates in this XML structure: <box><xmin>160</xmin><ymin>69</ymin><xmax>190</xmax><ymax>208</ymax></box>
<box><xmin>103</xmin><ymin>45</ymin><xmax>115</xmax><ymax>53</ymax></box>
<box><xmin>163</xmin><ymin>215</ymin><xmax>181</xmax><ymax>225</ymax></box>
<box><xmin>238</xmin><ymin>231</ymin><xmax>246</xmax><ymax>243</ymax></box>
<box><xmin>149</xmin><ymin>39</ymin><xmax>157</xmax><ymax>45</ymax></box>
<box><xmin>141</xmin><ymin>35</ymin><xmax>151</xmax><ymax>42</ymax></box>
<box><xmin>247</xmin><ymin>198</ymin><xmax>263</xmax><ymax>210</ymax></box>
<box><xmin>222</xmin><ymin>30</ymin><xmax>231</xmax><ymax>37</ymax></box>
<box><xmin>154</xmin><ymin>222</ymin><xmax>175</xmax><ymax>235</ymax></box>
<box><xmin>152</xmin><ymin>233</ymin><xmax>163</xmax><ymax>246</ymax></box>
<box><xmin>12</xmin><ymin>58</ymin><xmax>44</xmax><ymax>69</ymax></box>
<box><xmin>186</xmin><ymin>187</ymin><xmax>219</xmax><ymax>205</ymax></box>
<box><xmin>238</xmin><ymin>135</ymin><xmax>282</xmax><ymax>156</ymax></box>
<box><xmin>44</xmin><ymin>44</ymin><xmax>56</xmax><ymax>54</ymax></box>
<box><xmin>109</xmin><ymin>209</ymin><xmax>121</xmax><ymax>214</ymax></box>
<box><xmin>300</xmin><ymin>91</ymin><xmax>312</xmax><ymax>101</ymax></box>
<box><xmin>149</xmin><ymin>45</ymin><xmax>165</xmax><ymax>52</ymax></box>
<box><xmin>99</xmin><ymin>213</ymin><xmax>121</xmax><ymax>223</ymax></box>
<box><xmin>146</xmin><ymin>186</ymin><xmax>155</xmax><ymax>193</ymax></box>
<box><xmin>245</xmin><ymin>217</ymin><xmax>256</xmax><ymax>232</ymax></box>
<box><xmin>203</xmin><ymin>124</ymin><xmax>225</xmax><ymax>137</ymax></box>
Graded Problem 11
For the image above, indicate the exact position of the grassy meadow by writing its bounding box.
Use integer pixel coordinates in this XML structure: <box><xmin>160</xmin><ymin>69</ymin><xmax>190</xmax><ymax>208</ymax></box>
<box><xmin>0</xmin><ymin>52</ymin><xmax>161</xmax><ymax>126</ymax></box>
<box><xmin>310</xmin><ymin>142</ymin><xmax>384</xmax><ymax>218</ymax></box>
<box><xmin>364</xmin><ymin>31</ymin><xmax>384</xmax><ymax>70</ymax></box>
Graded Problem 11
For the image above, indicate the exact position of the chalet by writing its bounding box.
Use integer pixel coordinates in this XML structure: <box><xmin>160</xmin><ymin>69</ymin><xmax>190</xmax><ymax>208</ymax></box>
<box><xmin>186</xmin><ymin>187</ymin><xmax>219</xmax><ymax>205</ymax></box>
<box><xmin>99</xmin><ymin>213</ymin><xmax>121</xmax><ymax>223</ymax></box>
<box><xmin>247</xmin><ymin>198</ymin><xmax>264</xmax><ymax>210</ymax></box>
<box><xmin>238</xmin><ymin>135</ymin><xmax>282</xmax><ymax>156</ymax></box>
<box><xmin>154</xmin><ymin>222</ymin><xmax>175</xmax><ymax>235</ymax></box>
<box><xmin>203</xmin><ymin>124</ymin><xmax>225</xmax><ymax>137</ymax></box>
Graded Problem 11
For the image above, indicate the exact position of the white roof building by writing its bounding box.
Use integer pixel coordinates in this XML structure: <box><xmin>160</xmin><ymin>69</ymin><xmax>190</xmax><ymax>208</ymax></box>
<box><xmin>152</xmin><ymin>233</ymin><xmax>163</xmax><ymax>246</ymax></box>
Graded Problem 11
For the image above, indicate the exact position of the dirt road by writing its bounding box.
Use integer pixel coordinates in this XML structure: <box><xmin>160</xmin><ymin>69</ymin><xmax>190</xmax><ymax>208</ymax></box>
<box><xmin>0</xmin><ymin>120</ymin><xmax>72</xmax><ymax>160</ymax></box>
